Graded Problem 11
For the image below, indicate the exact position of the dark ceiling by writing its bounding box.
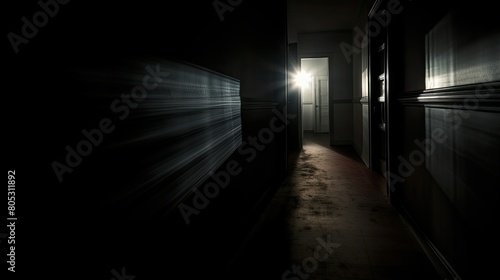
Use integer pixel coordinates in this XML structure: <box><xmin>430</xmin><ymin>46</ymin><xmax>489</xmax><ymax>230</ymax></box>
<box><xmin>288</xmin><ymin>0</ymin><xmax>376</xmax><ymax>43</ymax></box>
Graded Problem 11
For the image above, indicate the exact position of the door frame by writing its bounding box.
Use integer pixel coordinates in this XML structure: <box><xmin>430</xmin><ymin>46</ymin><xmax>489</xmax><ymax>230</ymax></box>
<box><xmin>298</xmin><ymin>54</ymin><xmax>332</xmax><ymax>144</ymax></box>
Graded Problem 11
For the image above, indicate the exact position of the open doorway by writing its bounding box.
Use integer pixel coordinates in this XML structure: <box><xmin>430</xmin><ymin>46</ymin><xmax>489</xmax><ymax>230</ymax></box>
<box><xmin>299</xmin><ymin>57</ymin><xmax>330</xmax><ymax>140</ymax></box>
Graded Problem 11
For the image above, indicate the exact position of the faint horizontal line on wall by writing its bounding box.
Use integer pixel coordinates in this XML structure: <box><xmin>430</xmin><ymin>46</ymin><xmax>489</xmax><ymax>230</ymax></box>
<box><xmin>242</xmin><ymin>101</ymin><xmax>279</xmax><ymax>110</ymax></box>
<box><xmin>332</xmin><ymin>99</ymin><xmax>354</xmax><ymax>104</ymax></box>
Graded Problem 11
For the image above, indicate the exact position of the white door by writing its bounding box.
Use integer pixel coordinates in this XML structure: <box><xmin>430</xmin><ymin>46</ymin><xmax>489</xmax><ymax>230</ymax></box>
<box><xmin>314</xmin><ymin>75</ymin><xmax>329</xmax><ymax>133</ymax></box>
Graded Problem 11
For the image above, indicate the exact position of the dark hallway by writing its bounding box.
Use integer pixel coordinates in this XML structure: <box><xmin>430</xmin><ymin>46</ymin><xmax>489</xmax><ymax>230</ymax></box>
<box><xmin>3</xmin><ymin>0</ymin><xmax>499</xmax><ymax>279</ymax></box>
<box><xmin>226</xmin><ymin>132</ymin><xmax>441</xmax><ymax>279</ymax></box>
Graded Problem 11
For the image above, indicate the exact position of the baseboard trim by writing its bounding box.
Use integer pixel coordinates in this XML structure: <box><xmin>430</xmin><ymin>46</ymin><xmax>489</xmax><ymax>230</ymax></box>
<box><xmin>396</xmin><ymin>205</ymin><xmax>462</xmax><ymax>280</ymax></box>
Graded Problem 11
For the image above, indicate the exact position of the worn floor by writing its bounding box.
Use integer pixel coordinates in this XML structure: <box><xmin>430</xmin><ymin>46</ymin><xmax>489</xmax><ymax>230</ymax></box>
<box><xmin>225</xmin><ymin>132</ymin><xmax>442</xmax><ymax>279</ymax></box>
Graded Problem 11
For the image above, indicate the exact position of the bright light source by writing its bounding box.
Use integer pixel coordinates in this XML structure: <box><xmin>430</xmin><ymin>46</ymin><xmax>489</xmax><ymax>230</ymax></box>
<box><xmin>293</xmin><ymin>71</ymin><xmax>311</xmax><ymax>88</ymax></box>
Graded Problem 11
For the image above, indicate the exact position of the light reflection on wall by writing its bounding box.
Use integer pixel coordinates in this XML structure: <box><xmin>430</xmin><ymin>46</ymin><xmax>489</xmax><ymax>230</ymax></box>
<box><xmin>109</xmin><ymin>59</ymin><xmax>242</xmax><ymax>218</ymax></box>
<box><xmin>425</xmin><ymin>107</ymin><xmax>500</xmax><ymax>225</ymax></box>
<box><xmin>425</xmin><ymin>10</ymin><xmax>500</xmax><ymax>89</ymax></box>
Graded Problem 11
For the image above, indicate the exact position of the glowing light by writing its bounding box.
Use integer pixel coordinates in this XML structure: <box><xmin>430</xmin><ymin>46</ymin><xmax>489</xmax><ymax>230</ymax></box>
<box><xmin>294</xmin><ymin>71</ymin><xmax>311</xmax><ymax>88</ymax></box>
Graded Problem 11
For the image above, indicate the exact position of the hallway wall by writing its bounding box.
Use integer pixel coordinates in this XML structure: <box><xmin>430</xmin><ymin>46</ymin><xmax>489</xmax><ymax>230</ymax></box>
<box><xmin>376</xmin><ymin>1</ymin><xmax>500</xmax><ymax>279</ymax></box>
<box><xmin>352</xmin><ymin>0</ymin><xmax>372</xmax><ymax>167</ymax></box>
<box><xmin>6</xmin><ymin>0</ymin><xmax>288</xmax><ymax>278</ymax></box>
